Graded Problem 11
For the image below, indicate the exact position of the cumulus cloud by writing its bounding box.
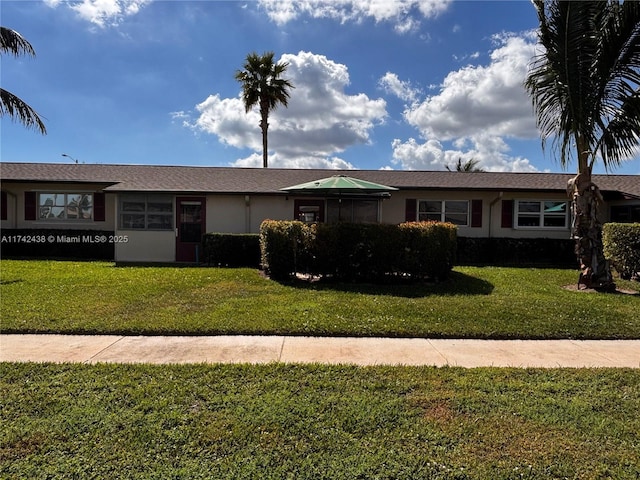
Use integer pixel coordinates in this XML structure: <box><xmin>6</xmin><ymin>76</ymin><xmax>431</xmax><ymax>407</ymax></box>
<box><xmin>405</xmin><ymin>33</ymin><xmax>538</xmax><ymax>140</ymax></box>
<box><xmin>44</xmin><ymin>0</ymin><xmax>152</xmax><ymax>27</ymax></box>
<box><xmin>390</xmin><ymin>32</ymin><xmax>540</xmax><ymax>172</ymax></box>
<box><xmin>390</xmin><ymin>135</ymin><xmax>537</xmax><ymax>172</ymax></box>
<box><xmin>232</xmin><ymin>152</ymin><xmax>356</xmax><ymax>170</ymax></box>
<box><xmin>378</xmin><ymin>72</ymin><xmax>421</xmax><ymax>104</ymax></box>
<box><xmin>257</xmin><ymin>0</ymin><xmax>451</xmax><ymax>33</ymax></box>
<box><xmin>190</xmin><ymin>51</ymin><xmax>387</xmax><ymax>168</ymax></box>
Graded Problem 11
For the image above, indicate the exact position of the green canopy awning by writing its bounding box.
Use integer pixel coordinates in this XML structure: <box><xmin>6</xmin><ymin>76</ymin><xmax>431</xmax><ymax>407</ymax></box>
<box><xmin>280</xmin><ymin>175</ymin><xmax>398</xmax><ymax>196</ymax></box>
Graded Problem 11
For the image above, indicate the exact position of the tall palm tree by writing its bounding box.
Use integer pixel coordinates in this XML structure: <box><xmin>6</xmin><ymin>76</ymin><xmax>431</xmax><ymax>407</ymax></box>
<box><xmin>235</xmin><ymin>51</ymin><xmax>294</xmax><ymax>168</ymax></box>
<box><xmin>0</xmin><ymin>26</ymin><xmax>46</xmax><ymax>134</ymax></box>
<box><xmin>525</xmin><ymin>0</ymin><xmax>640</xmax><ymax>290</ymax></box>
<box><xmin>446</xmin><ymin>158</ymin><xmax>484</xmax><ymax>172</ymax></box>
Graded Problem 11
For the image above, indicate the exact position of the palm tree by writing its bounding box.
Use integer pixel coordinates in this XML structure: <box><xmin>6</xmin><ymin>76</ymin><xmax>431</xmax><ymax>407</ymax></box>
<box><xmin>235</xmin><ymin>51</ymin><xmax>294</xmax><ymax>168</ymax></box>
<box><xmin>0</xmin><ymin>26</ymin><xmax>46</xmax><ymax>134</ymax></box>
<box><xmin>525</xmin><ymin>0</ymin><xmax>640</xmax><ymax>291</ymax></box>
<box><xmin>446</xmin><ymin>158</ymin><xmax>484</xmax><ymax>172</ymax></box>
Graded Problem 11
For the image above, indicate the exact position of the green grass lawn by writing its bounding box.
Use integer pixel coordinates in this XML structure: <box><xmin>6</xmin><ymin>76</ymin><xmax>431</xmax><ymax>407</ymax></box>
<box><xmin>1</xmin><ymin>260</ymin><xmax>638</xmax><ymax>338</ymax></box>
<box><xmin>1</xmin><ymin>363</ymin><xmax>638</xmax><ymax>479</ymax></box>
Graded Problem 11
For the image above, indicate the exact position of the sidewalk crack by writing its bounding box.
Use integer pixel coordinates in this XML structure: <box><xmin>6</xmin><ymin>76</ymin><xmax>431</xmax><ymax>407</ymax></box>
<box><xmin>426</xmin><ymin>339</ymin><xmax>449</xmax><ymax>365</ymax></box>
<box><xmin>85</xmin><ymin>336</ymin><xmax>125</xmax><ymax>364</ymax></box>
<box><xmin>278</xmin><ymin>336</ymin><xmax>286</xmax><ymax>362</ymax></box>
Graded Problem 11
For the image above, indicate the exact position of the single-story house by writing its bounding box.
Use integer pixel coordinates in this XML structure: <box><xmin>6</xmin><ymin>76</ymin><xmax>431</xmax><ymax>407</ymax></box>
<box><xmin>1</xmin><ymin>161</ymin><xmax>639</xmax><ymax>263</ymax></box>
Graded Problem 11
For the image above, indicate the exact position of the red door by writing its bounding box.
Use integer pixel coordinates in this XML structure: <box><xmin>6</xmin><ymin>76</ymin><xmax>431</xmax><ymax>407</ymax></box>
<box><xmin>176</xmin><ymin>197</ymin><xmax>205</xmax><ymax>262</ymax></box>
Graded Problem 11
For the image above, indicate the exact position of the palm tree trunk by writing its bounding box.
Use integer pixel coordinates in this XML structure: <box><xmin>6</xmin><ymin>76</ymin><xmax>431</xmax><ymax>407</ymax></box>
<box><xmin>568</xmin><ymin>147</ymin><xmax>615</xmax><ymax>290</ymax></box>
<box><xmin>260</xmin><ymin>104</ymin><xmax>269</xmax><ymax>168</ymax></box>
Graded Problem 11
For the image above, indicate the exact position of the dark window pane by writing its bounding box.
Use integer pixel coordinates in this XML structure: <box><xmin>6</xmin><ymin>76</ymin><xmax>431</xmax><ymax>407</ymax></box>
<box><xmin>544</xmin><ymin>216</ymin><xmax>566</xmax><ymax>227</ymax></box>
<box><xmin>122</xmin><ymin>214</ymin><xmax>145</xmax><ymax>229</ymax></box>
<box><xmin>148</xmin><ymin>214</ymin><xmax>172</xmax><ymax>230</ymax></box>
<box><xmin>518</xmin><ymin>202</ymin><xmax>540</xmax><ymax>213</ymax></box>
<box><xmin>122</xmin><ymin>201</ymin><xmax>146</xmax><ymax>212</ymax></box>
<box><xmin>445</xmin><ymin>214</ymin><xmax>468</xmax><ymax>225</ymax></box>
<box><xmin>517</xmin><ymin>216</ymin><xmax>540</xmax><ymax>227</ymax></box>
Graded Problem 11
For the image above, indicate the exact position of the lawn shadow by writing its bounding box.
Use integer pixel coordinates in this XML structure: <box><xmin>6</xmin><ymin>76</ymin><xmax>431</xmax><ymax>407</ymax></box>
<box><xmin>277</xmin><ymin>271</ymin><xmax>494</xmax><ymax>298</ymax></box>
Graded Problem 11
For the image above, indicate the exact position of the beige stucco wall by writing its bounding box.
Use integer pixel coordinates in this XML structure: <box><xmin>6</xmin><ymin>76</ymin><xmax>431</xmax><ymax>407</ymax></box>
<box><xmin>0</xmin><ymin>182</ymin><xmax>116</xmax><ymax>230</ymax></box>
<box><xmin>114</xmin><ymin>230</ymin><xmax>175</xmax><ymax>262</ymax></box>
<box><xmin>206</xmin><ymin>194</ymin><xmax>293</xmax><ymax>234</ymax></box>
<box><xmin>202</xmin><ymin>191</ymin><xmax>577</xmax><ymax>239</ymax></box>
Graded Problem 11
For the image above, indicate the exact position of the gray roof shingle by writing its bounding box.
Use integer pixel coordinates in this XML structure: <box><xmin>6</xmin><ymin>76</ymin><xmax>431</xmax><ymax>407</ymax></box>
<box><xmin>1</xmin><ymin>162</ymin><xmax>639</xmax><ymax>198</ymax></box>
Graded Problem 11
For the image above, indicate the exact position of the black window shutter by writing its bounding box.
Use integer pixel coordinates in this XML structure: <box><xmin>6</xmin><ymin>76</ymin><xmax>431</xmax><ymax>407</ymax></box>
<box><xmin>25</xmin><ymin>192</ymin><xmax>37</xmax><ymax>220</ymax></box>
<box><xmin>94</xmin><ymin>192</ymin><xmax>106</xmax><ymax>222</ymax></box>
<box><xmin>501</xmin><ymin>199</ymin><xmax>514</xmax><ymax>228</ymax></box>
<box><xmin>405</xmin><ymin>199</ymin><xmax>417</xmax><ymax>222</ymax></box>
<box><xmin>1</xmin><ymin>191</ymin><xmax>7</xmax><ymax>221</ymax></box>
<box><xmin>471</xmin><ymin>199</ymin><xmax>482</xmax><ymax>228</ymax></box>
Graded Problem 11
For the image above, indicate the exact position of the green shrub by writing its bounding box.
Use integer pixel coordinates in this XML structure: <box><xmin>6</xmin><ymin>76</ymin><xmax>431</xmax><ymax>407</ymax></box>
<box><xmin>260</xmin><ymin>220</ymin><xmax>457</xmax><ymax>282</ymax></box>
<box><xmin>203</xmin><ymin>233</ymin><xmax>260</xmax><ymax>267</ymax></box>
<box><xmin>603</xmin><ymin>223</ymin><xmax>640</xmax><ymax>280</ymax></box>
<box><xmin>259</xmin><ymin>220</ymin><xmax>312</xmax><ymax>280</ymax></box>
<box><xmin>313</xmin><ymin>223</ymin><xmax>401</xmax><ymax>281</ymax></box>
<box><xmin>399</xmin><ymin>221</ymin><xmax>457</xmax><ymax>280</ymax></box>
<box><xmin>456</xmin><ymin>237</ymin><xmax>576</xmax><ymax>267</ymax></box>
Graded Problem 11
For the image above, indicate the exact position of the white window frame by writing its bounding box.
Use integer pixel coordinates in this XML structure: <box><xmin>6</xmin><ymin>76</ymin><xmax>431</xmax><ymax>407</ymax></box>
<box><xmin>119</xmin><ymin>194</ymin><xmax>174</xmax><ymax>231</ymax></box>
<box><xmin>417</xmin><ymin>200</ymin><xmax>469</xmax><ymax>226</ymax></box>
<box><xmin>515</xmin><ymin>200</ymin><xmax>568</xmax><ymax>229</ymax></box>
<box><xmin>38</xmin><ymin>192</ymin><xmax>93</xmax><ymax>221</ymax></box>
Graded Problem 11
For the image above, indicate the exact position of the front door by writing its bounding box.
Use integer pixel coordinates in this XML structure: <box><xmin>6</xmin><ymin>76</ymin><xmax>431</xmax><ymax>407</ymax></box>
<box><xmin>176</xmin><ymin>197</ymin><xmax>205</xmax><ymax>262</ymax></box>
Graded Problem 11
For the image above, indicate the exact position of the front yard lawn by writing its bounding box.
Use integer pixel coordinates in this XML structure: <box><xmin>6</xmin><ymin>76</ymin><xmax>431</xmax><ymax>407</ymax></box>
<box><xmin>1</xmin><ymin>363</ymin><xmax>638</xmax><ymax>479</ymax></box>
<box><xmin>0</xmin><ymin>260</ymin><xmax>638</xmax><ymax>339</ymax></box>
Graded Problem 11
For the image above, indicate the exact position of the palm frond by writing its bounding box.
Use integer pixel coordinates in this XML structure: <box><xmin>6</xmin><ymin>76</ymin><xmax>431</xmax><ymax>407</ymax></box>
<box><xmin>0</xmin><ymin>26</ymin><xmax>36</xmax><ymax>57</ymax></box>
<box><xmin>525</xmin><ymin>0</ymin><xmax>640</xmax><ymax>172</ymax></box>
<box><xmin>0</xmin><ymin>88</ymin><xmax>47</xmax><ymax>134</ymax></box>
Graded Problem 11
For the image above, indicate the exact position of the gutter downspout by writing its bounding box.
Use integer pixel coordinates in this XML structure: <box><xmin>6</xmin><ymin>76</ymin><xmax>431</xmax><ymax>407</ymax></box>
<box><xmin>488</xmin><ymin>192</ymin><xmax>503</xmax><ymax>238</ymax></box>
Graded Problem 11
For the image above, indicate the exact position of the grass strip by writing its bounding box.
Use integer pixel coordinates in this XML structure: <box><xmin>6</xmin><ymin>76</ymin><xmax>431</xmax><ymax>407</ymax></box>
<box><xmin>1</xmin><ymin>260</ymin><xmax>638</xmax><ymax>338</ymax></box>
<box><xmin>1</xmin><ymin>363</ymin><xmax>638</xmax><ymax>479</ymax></box>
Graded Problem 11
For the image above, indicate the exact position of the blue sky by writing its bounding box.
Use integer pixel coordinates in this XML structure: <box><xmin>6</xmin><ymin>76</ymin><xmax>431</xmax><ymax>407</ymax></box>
<box><xmin>2</xmin><ymin>0</ymin><xmax>639</xmax><ymax>174</ymax></box>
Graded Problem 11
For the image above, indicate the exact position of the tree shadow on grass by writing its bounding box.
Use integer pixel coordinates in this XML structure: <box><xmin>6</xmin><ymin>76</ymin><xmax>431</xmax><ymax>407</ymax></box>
<box><xmin>276</xmin><ymin>271</ymin><xmax>494</xmax><ymax>299</ymax></box>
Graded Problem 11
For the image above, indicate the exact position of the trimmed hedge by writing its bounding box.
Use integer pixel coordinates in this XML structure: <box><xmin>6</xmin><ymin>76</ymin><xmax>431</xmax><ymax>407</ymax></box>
<box><xmin>259</xmin><ymin>220</ymin><xmax>313</xmax><ymax>280</ymax></box>
<box><xmin>260</xmin><ymin>220</ymin><xmax>457</xmax><ymax>282</ymax></box>
<box><xmin>203</xmin><ymin>233</ymin><xmax>261</xmax><ymax>267</ymax></box>
<box><xmin>603</xmin><ymin>223</ymin><xmax>640</xmax><ymax>280</ymax></box>
<box><xmin>456</xmin><ymin>237</ymin><xmax>576</xmax><ymax>267</ymax></box>
<box><xmin>313</xmin><ymin>223</ymin><xmax>403</xmax><ymax>281</ymax></box>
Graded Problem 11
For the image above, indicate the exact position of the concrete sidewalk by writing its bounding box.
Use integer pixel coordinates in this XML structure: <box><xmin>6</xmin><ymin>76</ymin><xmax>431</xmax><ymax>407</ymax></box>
<box><xmin>1</xmin><ymin>334</ymin><xmax>639</xmax><ymax>368</ymax></box>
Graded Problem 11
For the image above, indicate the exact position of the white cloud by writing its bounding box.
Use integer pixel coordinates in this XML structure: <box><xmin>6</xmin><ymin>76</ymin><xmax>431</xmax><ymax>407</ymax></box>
<box><xmin>45</xmin><ymin>0</ymin><xmax>152</xmax><ymax>27</ymax></box>
<box><xmin>389</xmin><ymin>32</ymin><xmax>540</xmax><ymax>172</ymax></box>
<box><xmin>390</xmin><ymin>135</ymin><xmax>538</xmax><ymax>172</ymax></box>
<box><xmin>405</xmin><ymin>32</ymin><xmax>538</xmax><ymax>140</ymax></box>
<box><xmin>378</xmin><ymin>72</ymin><xmax>421</xmax><ymax>104</ymax></box>
<box><xmin>231</xmin><ymin>152</ymin><xmax>356</xmax><ymax>170</ymax></box>
<box><xmin>257</xmin><ymin>0</ymin><xmax>451</xmax><ymax>33</ymax></box>
<box><xmin>190</xmin><ymin>51</ymin><xmax>387</xmax><ymax>169</ymax></box>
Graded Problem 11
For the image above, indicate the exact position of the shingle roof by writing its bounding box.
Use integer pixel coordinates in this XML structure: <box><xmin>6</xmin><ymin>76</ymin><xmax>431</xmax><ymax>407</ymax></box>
<box><xmin>1</xmin><ymin>162</ymin><xmax>639</xmax><ymax>198</ymax></box>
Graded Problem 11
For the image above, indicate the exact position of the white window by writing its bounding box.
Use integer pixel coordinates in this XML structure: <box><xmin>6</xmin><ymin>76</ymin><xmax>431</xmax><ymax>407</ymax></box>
<box><xmin>418</xmin><ymin>200</ymin><xmax>469</xmax><ymax>226</ymax></box>
<box><xmin>120</xmin><ymin>195</ymin><xmax>173</xmax><ymax>230</ymax></box>
<box><xmin>39</xmin><ymin>193</ymin><xmax>93</xmax><ymax>220</ymax></box>
<box><xmin>516</xmin><ymin>200</ymin><xmax>568</xmax><ymax>228</ymax></box>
